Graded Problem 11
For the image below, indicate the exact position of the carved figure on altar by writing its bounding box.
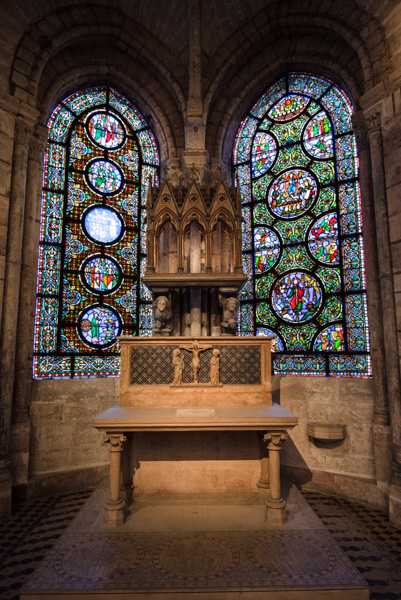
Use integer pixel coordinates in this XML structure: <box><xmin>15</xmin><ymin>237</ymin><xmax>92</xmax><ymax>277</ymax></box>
<box><xmin>209</xmin><ymin>348</ymin><xmax>220</xmax><ymax>385</ymax></box>
<box><xmin>171</xmin><ymin>348</ymin><xmax>184</xmax><ymax>385</ymax></box>
<box><xmin>153</xmin><ymin>295</ymin><xmax>172</xmax><ymax>334</ymax></box>
<box><xmin>180</xmin><ymin>340</ymin><xmax>212</xmax><ymax>384</ymax></box>
<box><xmin>221</xmin><ymin>297</ymin><xmax>239</xmax><ymax>335</ymax></box>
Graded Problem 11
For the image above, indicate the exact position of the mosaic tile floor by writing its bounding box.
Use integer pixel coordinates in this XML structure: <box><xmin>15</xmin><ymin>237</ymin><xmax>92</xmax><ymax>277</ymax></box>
<box><xmin>0</xmin><ymin>488</ymin><xmax>400</xmax><ymax>599</ymax></box>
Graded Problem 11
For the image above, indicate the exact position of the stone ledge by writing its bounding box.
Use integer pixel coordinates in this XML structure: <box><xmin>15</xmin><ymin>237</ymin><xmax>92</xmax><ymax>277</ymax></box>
<box><xmin>307</xmin><ymin>422</ymin><xmax>347</xmax><ymax>443</ymax></box>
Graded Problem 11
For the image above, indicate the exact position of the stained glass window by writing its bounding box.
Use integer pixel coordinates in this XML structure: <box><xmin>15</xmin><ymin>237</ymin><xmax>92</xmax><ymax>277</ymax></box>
<box><xmin>33</xmin><ymin>87</ymin><xmax>159</xmax><ymax>379</ymax></box>
<box><xmin>233</xmin><ymin>73</ymin><xmax>371</xmax><ymax>377</ymax></box>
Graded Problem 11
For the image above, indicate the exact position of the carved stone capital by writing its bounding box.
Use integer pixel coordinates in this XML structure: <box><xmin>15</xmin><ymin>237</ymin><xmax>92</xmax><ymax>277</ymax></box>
<box><xmin>14</xmin><ymin>118</ymin><xmax>33</xmax><ymax>147</ymax></box>
<box><xmin>263</xmin><ymin>432</ymin><xmax>288</xmax><ymax>448</ymax></box>
<box><xmin>366</xmin><ymin>112</ymin><xmax>381</xmax><ymax>135</ymax></box>
<box><xmin>353</xmin><ymin>127</ymin><xmax>370</xmax><ymax>153</ymax></box>
<box><xmin>104</xmin><ymin>434</ymin><xmax>127</xmax><ymax>451</ymax></box>
<box><xmin>28</xmin><ymin>136</ymin><xmax>46</xmax><ymax>162</ymax></box>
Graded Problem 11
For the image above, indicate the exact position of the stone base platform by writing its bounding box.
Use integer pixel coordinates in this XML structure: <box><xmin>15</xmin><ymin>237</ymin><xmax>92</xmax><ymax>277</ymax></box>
<box><xmin>21</xmin><ymin>484</ymin><xmax>369</xmax><ymax>600</ymax></box>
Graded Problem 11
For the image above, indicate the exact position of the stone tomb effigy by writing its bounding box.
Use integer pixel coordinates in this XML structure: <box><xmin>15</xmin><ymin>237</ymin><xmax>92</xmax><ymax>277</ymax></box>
<box><xmin>92</xmin><ymin>335</ymin><xmax>298</xmax><ymax>527</ymax></box>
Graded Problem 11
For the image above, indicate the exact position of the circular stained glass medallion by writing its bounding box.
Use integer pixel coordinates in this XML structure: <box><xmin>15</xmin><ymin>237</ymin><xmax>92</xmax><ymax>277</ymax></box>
<box><xmin>267</xmin><ymin>94</ymin><xmax>310</xmax><ymax>122</ymax></box>
<box><xmin>82</xmin><ymin>255</ymin><xmax>121</xmax><ymax>293</ymax></box>
<box><xmin>308</xmin><ymin>212</ymin><xmax>339</xmax><ymax>264</ymax></box>
<box><xmin>303</xmin><ymin>111</ymin><xmax>333</xmax><ymax>159</ymax></box>
<box><xmin>271</xmin><ymin>271</ymin><xmax>322</xmax><ymax>323</ymax></box>
<box><xmin>254</xmin><ymin>227</ymin><xmax>280</xmax><ymax>273</ymax></box>
<box><xmin>86</xmin><ymin>159</ymin><xmax>123</xmax><ymax>195</ymax></box>
<box><xmin>79</xmin><ymin>305</ymin><xmax>121</xmax><ymax>347</ymax></box>
<box><xmin>251</xmin><ymin>132</ymin><xmax>277</xmax><ymax>177</ymax></box>
<box><xmin>83</xmin><ymin>206</ymin><xmax>123</xmax><ymax>244</ymax></box>
<box><xmin>87</xmin><ymin>112</ymin><xmax>126</xmax><ymax>149</ymax></box>
<box><xmin>267</xmin><ymin>169</ymin><xmax>317</xmax><ymax>219</ymax></box>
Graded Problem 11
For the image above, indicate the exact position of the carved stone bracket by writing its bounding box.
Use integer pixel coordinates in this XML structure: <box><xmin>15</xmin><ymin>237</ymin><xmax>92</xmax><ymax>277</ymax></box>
<box><xmin>307</xmin><ymin>422</ymin><xmax>346</xmax><ymax>444</ymax></box>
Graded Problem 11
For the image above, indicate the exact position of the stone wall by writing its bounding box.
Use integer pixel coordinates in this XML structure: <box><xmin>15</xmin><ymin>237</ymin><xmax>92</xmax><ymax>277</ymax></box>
<box><xmin>28</xmin><ymin>378</ymin><xmax>118</xmax><ymax>495</ymax></box>
<box><xmin>29</xmin><ymin>375</ymin><xmax>379</xmax><ymax>504</ymax></box>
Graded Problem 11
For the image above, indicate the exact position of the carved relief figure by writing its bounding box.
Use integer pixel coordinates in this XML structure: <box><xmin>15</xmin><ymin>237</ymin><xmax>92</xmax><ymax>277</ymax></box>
<box><xmin>210</xmin><ymin>348</ymin><xmax>220</xmax><ymax>385</ymax></box>
<box><xmin>221</xmin><ymin>297</ymin><xmax>239</xmax><ymax>334</ymax></box>
<box><xmin>179</xmin><ymin>340</ymin><xmax>212</xmax><ymax>384</ymax></box>
<box><xmin>171</xmin><ymin>348</ymin><xmax>184</xmax><ymax>385</ymax></box>
<box><xmin>153</xmin><ymin>295</ymin><xmax>172</xmax><ymax>334</ymax></box>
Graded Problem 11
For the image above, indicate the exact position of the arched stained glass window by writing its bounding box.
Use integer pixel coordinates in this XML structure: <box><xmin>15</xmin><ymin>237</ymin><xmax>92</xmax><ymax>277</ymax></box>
<box><xmin>233</xmin><ymin>73</ymin><xmax>371</xmax><ymax>377</ymax></box>
<box><xmin>33</xmin><ymin>87</ymin><xmax>159</xmax><ymax>379</ymax></box>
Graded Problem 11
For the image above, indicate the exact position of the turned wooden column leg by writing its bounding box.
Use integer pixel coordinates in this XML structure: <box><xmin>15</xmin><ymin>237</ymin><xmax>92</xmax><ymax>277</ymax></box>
<box><xmin>104</xmin><ymin>434</ymin><xmax>127</xmax><ymax>526</ymax></box>
<box><xmin>263</xmin><ymin>432</ymin><xmax>288</xmax><ymax>525</ymax></box>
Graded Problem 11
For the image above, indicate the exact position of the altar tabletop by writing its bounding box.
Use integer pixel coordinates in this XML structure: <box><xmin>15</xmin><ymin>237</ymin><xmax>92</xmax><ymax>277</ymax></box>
<box><xmin>92</xmin><ymin>402</ymin><xmax>298</xmax><ymax>432</ymax></box>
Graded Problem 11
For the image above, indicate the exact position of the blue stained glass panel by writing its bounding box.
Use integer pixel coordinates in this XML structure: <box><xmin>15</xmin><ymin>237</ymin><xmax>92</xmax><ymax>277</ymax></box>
<box><xmin>84</xmin><ymin>207</ymin><xmax>123</xmax><ymax>244</ymax></box>
<box><xmin>79</xmin><ymin>306</ymin><xmax>120</xmax><ymax>346</ymax></box>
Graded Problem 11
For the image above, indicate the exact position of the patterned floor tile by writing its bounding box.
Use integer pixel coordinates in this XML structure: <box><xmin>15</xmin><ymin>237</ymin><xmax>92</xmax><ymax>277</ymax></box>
<box><xmin>0</xmin><ymin>488</ymin><xmax>400</xmax><ymax>599</ymax></box>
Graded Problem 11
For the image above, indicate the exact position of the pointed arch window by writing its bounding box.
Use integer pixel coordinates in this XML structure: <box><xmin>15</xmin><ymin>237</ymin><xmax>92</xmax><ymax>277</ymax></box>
<box><xmin>233</xmin><ymin>73</ymin><xmax>371</xmax><ymax>376</ymax></box>
<box><xmin>33</xmin><ymin>87</ymin><xmax>159</xmax><ymax>378</ymax></box>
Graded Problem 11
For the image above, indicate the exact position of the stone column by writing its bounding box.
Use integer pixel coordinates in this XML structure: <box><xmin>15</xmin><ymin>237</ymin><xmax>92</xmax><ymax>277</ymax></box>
<box><xmin>168</xmin><ymin>223</ymin><xmax>178</xmax><ymax>273</ymax></box>
<box><xmin>205</xmin><ymin>229</ymin><xmax>212</xmax><ymax>272</ymax></box>
<box><xmin>182</xmin><ymin>0</ymin><xmax>209</xmax><ymax>179</ymax></box>
<box><xmin>221</xmin><ymin>227</ymin><xmax>230</xmax><ymax>273</ymax></box>
<box><xmin>190</xmin><ymin>289</ymin><xmax>202</xmax><ymax>337</ymax></box>
<box><xmin>104</xmin><ymin>434</ymin><xmax>127</xmax><ymax>526</ymax></box>
<box><xmin>210</xmin><ymin>289</ymin><xmax>221</xmax><ymax>336</ymax></box>
<box><xmin>190</xmin><ymin>221</ymin><xmax>202</xmax><ymax>336</ymax></box>
<box><xmin>201</xmin><ymin>288</ymin><xmax>208</xmax><ymax>336</ymax></box>
<box><xmin>234</xmin><ymin>224</ymin><xmax>243</xmax><ymax>272</ymax></box>
<box><xmin>177</xmin><ymin>228</ymin><xmax>184</xmax><ymax>272</ymax></box>
<box><xmin>11</xmin><ymin>129</ymin><xmax>46</xmax><ymax>497</ymax></box>
<box><xmin>182</xmin><ymin>289</ymin><xmax>191</xmax><ymax>336</ymax></box>
<box><xmin>158</xmin><ymin>227</ymin><xmax>165</xmax><ymax>273</ymax></box>
<box><xmin>257</xmin><ymin>433</ymin><xmax>270</xmax><ymax>490</ymax></box>
<box><xmin>352</xmin><ymin>113</ymin><xmax>392</xmax><ymax>483</ymax></box>
<box><xmin>212</xmin><ymin>223</ymin><xmax>221</xmax><ymax>273</ymax></box>
<box><xmin>0</xmin><ymin>118</ymin><xmax>32</xmax><ymax>517</ymax></box>
<box><xmin>366</xmin><ymin>112</ymin><xmax>401</xmax><ymax>446</ymax></box>
<box><xmin>264</xmin><ymin>432</ymin><xmax>287</xmax><ymax>525</ymax></box>
<box><xmin>147</xmin><ymin>226</ymin><xmax>155</xmax><ymax>273</ymax></box>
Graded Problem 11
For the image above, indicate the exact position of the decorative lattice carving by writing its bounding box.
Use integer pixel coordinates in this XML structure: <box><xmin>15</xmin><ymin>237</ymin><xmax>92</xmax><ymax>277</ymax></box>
<box><xmin>130</xmin><ymin>345</ymin><xmax>261</xmax><ymax>385</ymax></box>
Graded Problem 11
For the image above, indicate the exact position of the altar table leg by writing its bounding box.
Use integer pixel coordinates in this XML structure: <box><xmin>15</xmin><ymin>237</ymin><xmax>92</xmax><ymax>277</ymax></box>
<box><xmin>263</xmin><ymin>432</ymin><xmax>288</xmax><ymax>525</ymax></box>
<box><xmin>104</xmin><ymin>434</ymin><xmax>127</xmax><ymax>526</ymax></box>
<box><xmin>257</xmin><ymin>432</ymin><xmax>270</xmax><ymax>490</ymax></box>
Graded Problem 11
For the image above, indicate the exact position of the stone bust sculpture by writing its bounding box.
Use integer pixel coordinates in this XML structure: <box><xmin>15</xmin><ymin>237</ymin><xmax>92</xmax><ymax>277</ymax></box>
<box><xmin>221</xmin><ymin>297</ymin><xmax>239</xmax><ymax>335</ymax></box>
<box><xmin>153</xmin><ymin>295</ymin><xmax>172</xmax><ymax>334</ymax></box>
